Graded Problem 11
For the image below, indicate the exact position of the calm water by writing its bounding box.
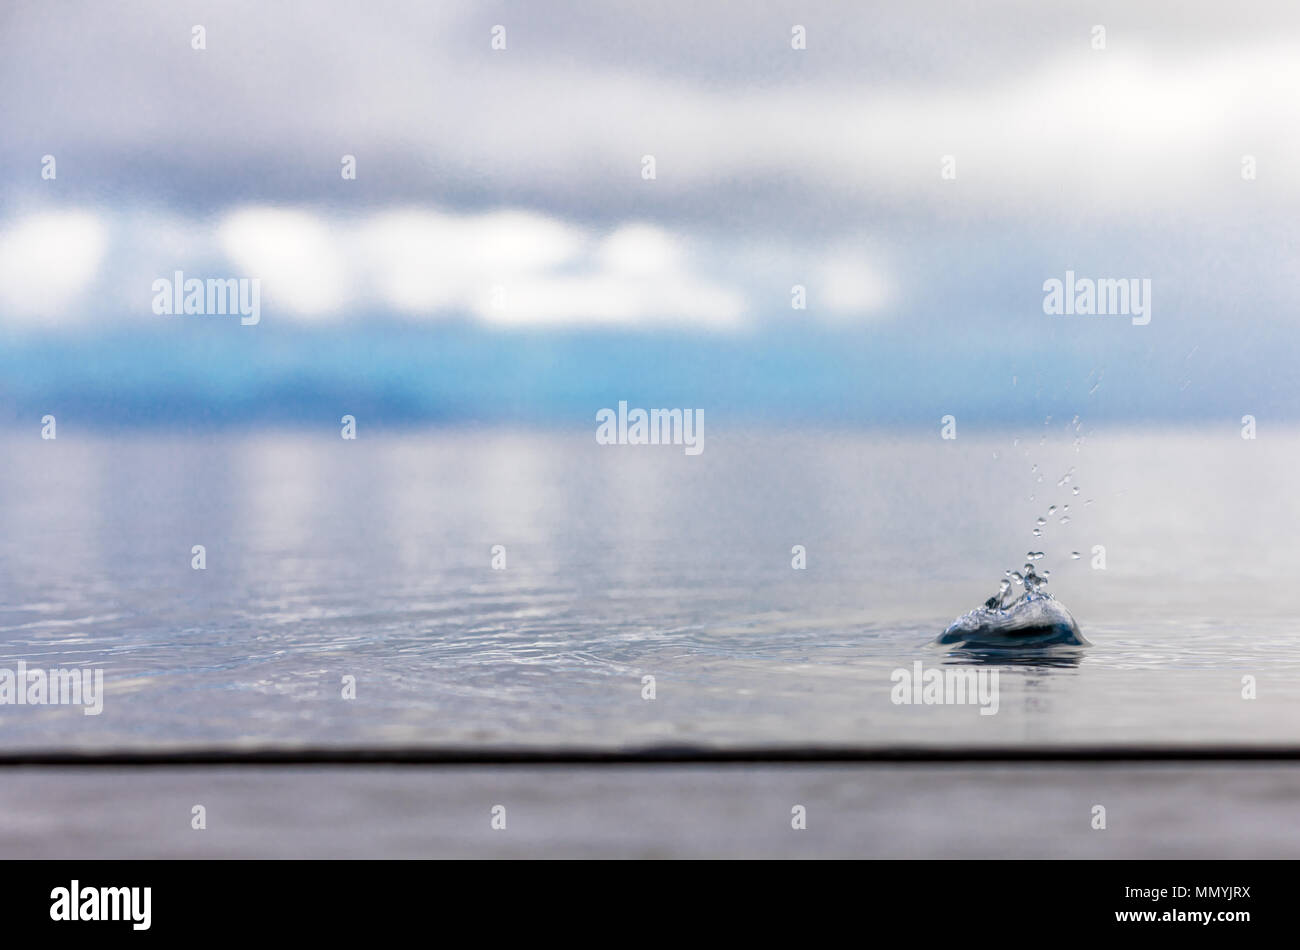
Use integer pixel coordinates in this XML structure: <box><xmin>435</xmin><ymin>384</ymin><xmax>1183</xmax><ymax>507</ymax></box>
<box><xmin>1</xmin><ymin>426</ymin><xmax>1297</xmax><ymax>751</ymax></box>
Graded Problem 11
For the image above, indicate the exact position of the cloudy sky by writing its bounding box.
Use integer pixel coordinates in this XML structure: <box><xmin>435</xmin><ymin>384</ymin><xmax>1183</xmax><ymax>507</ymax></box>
<box><xmin>0</xmin><ymin>1</ymin><xmax>1296</xmax><ymax>423</ymax></box>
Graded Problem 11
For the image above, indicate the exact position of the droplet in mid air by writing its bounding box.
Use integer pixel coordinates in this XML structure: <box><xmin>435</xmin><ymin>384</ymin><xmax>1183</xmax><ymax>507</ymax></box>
<box><xmin>983</xmin><ymin>577</ymin><xmax>1014</xmax><ymax>609</ymax></box>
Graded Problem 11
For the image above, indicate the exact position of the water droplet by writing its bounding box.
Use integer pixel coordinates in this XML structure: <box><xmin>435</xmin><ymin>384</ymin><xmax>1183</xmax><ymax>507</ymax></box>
<box><xmin>1071</xmin><ymin>551</ymin><xmax>1081</xmax><ymax>559</ymax></box>
<box><xmin>1036</xmin><ymin>517</ymin><xmax>1047</xmax><ymax>526</ymax></box>
<box><xmin>985</xmin><ymin>578</ymin><xmax>1012</xmax><ymax>610</ymax></box>
<box><xmin>1047</xmin><ymin>505</ymin><xmax>1056</xmax><ymax>515</ymax></box>
<box><xmin>1021</xmin><ymin>564</ymin><xmax>1048</xmax><ymax>594</ymax></box>
<box><xmin>1026</xmin><ymin>551</ymin><xmax>1044</xmax><ymax>560</ymax></box>
<box><xmin>1072</xmin><ymin>486</ymin><xmax>1080</xmax><ymax>495</ymax></box>
<box><xmin>1032</xmin><ymin>528</ymin><xmax>1042</xmax><ymax>537</ymax></box>
<box><xmin>1059</xmin><ymin>515</ymin><xmax>1071</xmax><ymax>524</ymax></box>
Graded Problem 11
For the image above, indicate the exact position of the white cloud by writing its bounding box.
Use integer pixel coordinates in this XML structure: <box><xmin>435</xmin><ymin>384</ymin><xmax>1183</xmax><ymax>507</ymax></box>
<box><xmin>227</xmin><ymin>206</ymin><xmax>752</xmax><ymax>329</ymax></box>
<box><xmin>0</xmin><ymin>211</ymin><xmax>106</xmax><ymax>321</ymax></box>
<box><xmin>477</xmin><ymin>272</ymin><xmax>746</xmax><ymax>328</ymax></box>
<box><xmin>0</xmin><ymin>205</ymin><xmax>814</xmax><ymax>330</ymax></box>
<box><xmin>219</xmin><ymin>208</ymin><xmax>354</xmax><ymax>316</ymax></box>
<box><xmin>356</xmin><ymin>208</ymin><xmax>587</xmax><ymax>314</ymax></box>
<box><xmin>598</xmin><ymin>224</ymin><xmax>684</xmax><ymax>277</ymax></box>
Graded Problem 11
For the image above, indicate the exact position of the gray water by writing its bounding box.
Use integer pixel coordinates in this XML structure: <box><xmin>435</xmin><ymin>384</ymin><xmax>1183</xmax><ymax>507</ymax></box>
<box><xmin>1</xmin><ymin>426</ymin><xmax>1298</xmax><ymax>751</ymax></box>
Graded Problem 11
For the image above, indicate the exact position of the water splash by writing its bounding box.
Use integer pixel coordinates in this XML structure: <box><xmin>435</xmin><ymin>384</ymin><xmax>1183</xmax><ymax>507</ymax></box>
<box><xmin>939</xmin><ymin>566</ymin><xmax>1087</xmax><ymax>649</ymax></box>
<box><xmin>938</xmin><ymin>423</ymin><xmax>1094</xmax><ymax>650</ymax></box>
<box><xmin>937</xmin><ymin>597</ymin><xmax>1088</xmax><ymax>649</ymax></box>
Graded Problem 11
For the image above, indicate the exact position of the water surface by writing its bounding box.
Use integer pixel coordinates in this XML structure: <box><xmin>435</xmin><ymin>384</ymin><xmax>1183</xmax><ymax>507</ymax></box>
<box><xmin>1</xmin><ymin>426</ymin><xmax>1296</xmax><ymax>750</ymax></box>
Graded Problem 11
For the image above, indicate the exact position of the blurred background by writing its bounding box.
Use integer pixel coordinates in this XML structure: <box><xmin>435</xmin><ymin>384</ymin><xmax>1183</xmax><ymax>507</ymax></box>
<box><xmin>0</xmin><ymin>0</ymin><xmax>1296</xmax><ymax>426</ymax></box>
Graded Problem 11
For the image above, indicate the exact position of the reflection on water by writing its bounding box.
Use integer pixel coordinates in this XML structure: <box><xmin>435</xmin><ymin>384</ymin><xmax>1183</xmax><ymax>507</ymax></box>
<box><xmin>0</xmin><ymin>427</ymin><xmax>1298</xmax><ymax>751</ymax></box>
<box><xmin>941</xmin><ymin>649</ymin><xmax>1085</xmax><ymax>670</ymax></box>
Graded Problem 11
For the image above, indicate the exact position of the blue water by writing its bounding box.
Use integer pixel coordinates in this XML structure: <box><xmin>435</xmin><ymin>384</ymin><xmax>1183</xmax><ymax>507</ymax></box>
<box><xmin>1</xmin><ymin>426</ymin><xmax>1297</xmax><ymax>750</ymax></box>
